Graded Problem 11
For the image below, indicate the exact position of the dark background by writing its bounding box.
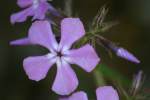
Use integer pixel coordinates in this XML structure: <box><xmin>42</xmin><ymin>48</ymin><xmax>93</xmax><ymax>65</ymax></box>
<box><xmin>0</xmin><ymin>0</ymin><xmax>150</xmax><ymax>100</ymax></box>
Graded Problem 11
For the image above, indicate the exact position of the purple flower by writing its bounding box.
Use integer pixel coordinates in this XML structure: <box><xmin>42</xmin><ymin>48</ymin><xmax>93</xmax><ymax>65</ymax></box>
<box><xmin>10</xmin><ymin>0</ymin><xmax>50</xmax><ymax>24</ymax></box>
<box><xmin>60</xmin><ymin>86</ymin><xmax>119</xmax><ymax>100</ymax></box>
<box><xmin>116</xmin><ymin>47</ymin><xmax>140</xmax><ymax>64</ymax></box>
<box><xmin>11</xmin><ymin>18</ymin><xmax>100</xmax><ymax>95</ymax></box>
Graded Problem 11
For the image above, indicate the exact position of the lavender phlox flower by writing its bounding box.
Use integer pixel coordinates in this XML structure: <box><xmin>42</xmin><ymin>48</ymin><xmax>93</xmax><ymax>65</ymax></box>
<box><xmin>116</xmin><ymin>47</ymin><xmax>140</xmax><ymax>64</ymax></box>
<box><xmin>59</xmin><ymin>86</ymin><xmax>119</xmax><ymax>100</ymax></box>
<box><xmin>10</xmin><ymin>0</ymin><xmax>54</xmax><ymax>24</ymax></box>
<box><xmin>11</xmin><ymin>18</ymin><xmax>100</xmax><ymax>95</ymax></box>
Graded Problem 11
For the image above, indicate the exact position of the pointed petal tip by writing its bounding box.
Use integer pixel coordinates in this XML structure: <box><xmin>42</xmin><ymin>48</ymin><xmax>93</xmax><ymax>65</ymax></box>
<box><xmin>116</xmin><ymin>48</ymin><xmax>140</xmax><ymax>64</ymax></box>
<box><xmin>10</xmin><ymin>41</ymin><xmax>15</xmax><ymax>45</ymax></box>
<box><xmin>10</xmin><ymin>40</ymin><xmax>21</xmax><ymax>45</ymax></box>
<box><xmin>10</xmin><ymin>38</ymin><xmax>31</xmax><ymax>46</ymax></box>
<box><xmin>10</xmin><ymin>14</ymin><xmax>15</xmax><ymax>24</ymax></box>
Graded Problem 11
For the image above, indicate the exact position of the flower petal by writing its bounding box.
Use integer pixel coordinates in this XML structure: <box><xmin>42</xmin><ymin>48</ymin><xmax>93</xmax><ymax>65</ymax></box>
<box><xmin>28</xmin><ymin>20</ymin><xmax>58</xmax><ymax>52</ymax></box>
<box><xmin>52</xmin><ymin>58</ymin><xmax>78</xmax><ymax>95</ymax></box>
<box><xmin>116</xmin><ymin>47</ymin><xmax>140</xmax><ymax>64</ymax></box>
<box><xmin>10</xmin><ymin>37</ymin><xmax>31</xmax><ymax>45</ymax></box>
<box><xmin>60</xmin><ymin>91</ymin><xmax>88</xmax><ymax>100</ymax></box>
<box><xmin>96</xmin><ymin>86</ymin><xmax>119</xmax><ymax>100</ymax></box>
<box><xmin>32</xmin><ymin>2</ymin><xmax>49</xmax><ymax>20</ymax></box>
<box><xmin>23</xmin><ymin>54</ymin><xmax>56</xmax><ymax>81</ymax></box>
<box><xmin>64</xmin><ymin>44</ymin><xmax>100</xmax><ymax>72</ymax></box>
<box><xmin>10</xmin><ymin>7</ymin><xmax>34</xmax><ymax>24</ymax></box>
<box><xmin>17</xmin><ymin>0</ymin><xmax>33</xmax><ymax>8</ymax></box>
<box><xmin>59</xmin><ymin>18</ymin><xmax>85</xmax><ymax>51</ymax></box>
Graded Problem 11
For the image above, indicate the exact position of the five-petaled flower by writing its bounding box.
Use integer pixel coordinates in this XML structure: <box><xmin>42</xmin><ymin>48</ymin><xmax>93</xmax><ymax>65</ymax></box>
<box><xmin>11</xmin><ymin>0</ymin><xmax>51</xmax><ymax>24</ymax></box>
<box><xmin>60</xmin><ymin>86</ymin><xmax>119</xmax><ymax>100</ymax></box>
<box><xmin>11</xmin><ymin>18</ymin><xmax>100</xmax><ymax>95</ymax></box>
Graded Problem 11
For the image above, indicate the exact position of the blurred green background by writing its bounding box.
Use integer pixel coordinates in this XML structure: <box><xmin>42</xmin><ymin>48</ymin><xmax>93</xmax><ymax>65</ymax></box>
<box><xmin>0</xmin><ymin>0</ymin><xmax>150</xmax><ymax>100</ymax></box>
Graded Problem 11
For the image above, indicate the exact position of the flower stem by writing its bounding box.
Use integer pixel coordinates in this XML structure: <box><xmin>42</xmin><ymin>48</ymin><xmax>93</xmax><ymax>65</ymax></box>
<box><xmin>93</xmin><ymin>69</ymin><xmax>106</xmax><ymax>87</ymax></box>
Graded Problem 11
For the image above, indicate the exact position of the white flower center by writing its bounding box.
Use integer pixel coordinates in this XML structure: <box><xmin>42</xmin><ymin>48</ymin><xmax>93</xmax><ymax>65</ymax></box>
<box><xmin>46</xmin><ymin>48</ymin><xmax>71</xmax><ymax>65</ymax></box>
<box><xmin>46</xmin><ymin>53</ymin><xmax>57</xmax><ymax>59</ymax></box>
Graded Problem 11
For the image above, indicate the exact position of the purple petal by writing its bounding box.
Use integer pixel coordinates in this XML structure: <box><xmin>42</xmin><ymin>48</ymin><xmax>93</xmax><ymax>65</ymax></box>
<box><xmin>10</xmin><ymin>7</ymin><xmax>34</xmax><ymax>24</ymax></box>
<box><xmin>64</xmin><ymin>44</ymin><xmax>100</xmax><ymax>72</ymax></box>
<box><xmin>96</xmin><ymin>86</ymin><xmax>119</xmax><ymax>100</ymax></box>
<box><xmin>59</xmin><ymin>91</ymin><xmax>88</xmax><ymax>100</ymax></box>
<box><xmin>17</xmin><ymin>0</ymin><xmax>33</xmax><ymax>8</ymax></box>
<box><xmin>52</xmin><ymin>58</ymin><xmax>78</xmax><ymax>95</ymax></box>
<box><xmin>28</xmin><ymin>20</ymin><xmax>58</xmax><ymax>52</ymax></box>
<box><xmin>11</xmin><ymin>2</ymin><xmax>49</xmax><ymax>24</ymax></box>
<box><xmin>116</xmin><ymin>47</ymin><xmax>140</xmax><ymax>64</ymax></box>
<box><xmin>59</xmin><ymin>18</ymin><xmax>85</xmax><ymax>51</ymax></box>
<box><xmin>10</xmin><ymin>37</ymin><xmax>31</xmax><ymax>45</ymax></box>
<box><xmin>32</xmin><ymin>2</ymin><xmax>49</xmax><ymax>20</ymax></box>
<box><xmin>23</xmin><ymin>54</ymin><xmax>56</xmax><ymax>81</ymax></box>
